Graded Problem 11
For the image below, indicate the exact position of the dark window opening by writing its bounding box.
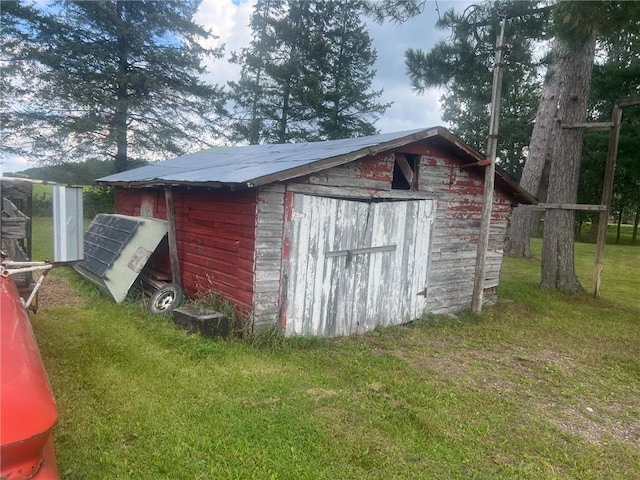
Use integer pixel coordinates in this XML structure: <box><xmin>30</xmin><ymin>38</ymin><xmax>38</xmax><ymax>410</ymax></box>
<box><xmin>392</xmin><ymin>154</ymin><xmax>419</xmax><ymax>190</ymax></box>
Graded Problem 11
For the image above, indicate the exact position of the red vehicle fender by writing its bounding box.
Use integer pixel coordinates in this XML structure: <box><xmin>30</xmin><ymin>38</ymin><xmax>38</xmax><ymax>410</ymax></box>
<box><xmin>0</xmin><ymin>275</ymin><xmax>59</xmax><ymax>479</ymax></box>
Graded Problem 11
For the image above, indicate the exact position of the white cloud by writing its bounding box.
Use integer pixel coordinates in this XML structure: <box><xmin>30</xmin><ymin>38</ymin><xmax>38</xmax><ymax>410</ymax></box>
<box><xmin>364</xmin><ymin>0</ymin><xmax>476</xmax><ymax>131</ymax></box>
<box><xmin>196</xmin><ymin>0</ymin><xmax>256</xmax><ymax>85</ymax></box>
<box><xmin>365</xmin><ymin>2</ymin><xmax>453</xmax><ymax>132</ymax></box>
<box><xmin>376</xmin><ymin>82</ymin><xmax>446</xmax><ymax>133</ymax></box>
<box><xmin>1</xmin><ymin>155</ymin><xmax>31</xmax><ymax>176</ymax></box>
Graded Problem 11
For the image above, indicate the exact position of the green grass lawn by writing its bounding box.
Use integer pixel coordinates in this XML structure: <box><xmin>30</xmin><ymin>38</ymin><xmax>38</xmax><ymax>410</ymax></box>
<box><xmin>31</xmin><ymin>233</ymin><xmax>639</xmax><ymax>479</ymax></box>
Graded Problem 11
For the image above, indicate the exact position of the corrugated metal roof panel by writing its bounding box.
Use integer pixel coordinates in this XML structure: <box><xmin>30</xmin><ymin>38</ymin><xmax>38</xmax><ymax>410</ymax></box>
<box><xmin>98</xmin><ymin>128</ymin><xmax>428</xmax><ymax>186</ymax></box>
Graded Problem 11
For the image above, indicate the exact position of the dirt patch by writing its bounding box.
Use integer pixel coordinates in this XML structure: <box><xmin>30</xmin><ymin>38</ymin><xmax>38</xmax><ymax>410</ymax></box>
<box><xmin>307</xmin><ymin>388</ymin><xmax>340</xmax><ymax>401</ymax></box>
<box><xmin>387</xmin><ymin>342</ymin><xmax>640</xmax><ymax>447</ymax></box>
<box><xmin>403</xmin><ymin>346</ymin><xmax>577</xmax><ymax>390</ymax></box>
<box><xmin>554</xmin><ymin>405</ymin><xmax>640</xmax><ymax>446</ymax></box>
<box><xmin>36</xmin><ymin>274</ymin><xmax>87</xmax><ymax>309</ymax></box>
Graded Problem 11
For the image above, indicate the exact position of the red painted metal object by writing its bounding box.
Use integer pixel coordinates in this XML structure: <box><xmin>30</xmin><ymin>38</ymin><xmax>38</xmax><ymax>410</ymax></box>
<box><xmin>0</xmin><ymin>274</ymin><xmax>59</xmax><ymax>479</ymax></box>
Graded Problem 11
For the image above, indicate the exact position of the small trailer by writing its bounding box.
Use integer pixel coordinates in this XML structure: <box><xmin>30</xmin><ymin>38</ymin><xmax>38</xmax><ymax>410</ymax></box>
<box><xmin>74</xmin><ymin>213</ymin><xmax>185</xmax><ymax>313</ymax></box>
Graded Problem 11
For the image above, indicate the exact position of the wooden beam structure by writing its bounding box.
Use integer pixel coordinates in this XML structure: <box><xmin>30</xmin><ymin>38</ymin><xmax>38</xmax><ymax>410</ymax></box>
<box><xmin>459</xmin><ymin>158</ymin><xmax>491</xmax><ymax>169</ymax></box>
<box><xmin>525</xmin><ymin>97</ymin><xmax>638</xmax><ymax>298</ymax></box>
<box><xmin>562</xmin><ymin>122</ymin><xmax>613</xmax><ymax>131</ymax></box>
<box><xmin>593</xmin><ymin>104</ymin><xmax>623</xmax><ymax>297</ymax></box>
<box><xmin>617</xmin><ymin>97</ymin><xmax>640</xmax><ymax>108</ymax></box>
<box><xmin>164</xmin><ymin>186</ymin><xmax>181</xmax><ymax>285</ymax></box>
<box><xmin>518</xmin><ymin>203</ymin><xmax>606</xmax><ymax>212</ymax></box>
<box><xmin>513</xmin><ymin>97</ymin><xmax>638</xmax><ymax>299</ymax></box>
<box><xmin>395</xmin><ymin>153</ymin><xmax>415</xmax><ymax>187</ymax></box>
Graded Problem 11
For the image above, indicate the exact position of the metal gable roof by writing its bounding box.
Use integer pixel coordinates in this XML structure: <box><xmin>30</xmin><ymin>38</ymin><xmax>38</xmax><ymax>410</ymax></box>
<box><xmin>98</xmin><ymin>128</ymin><xmax>432</xmax><ymax>187</ymax></box>
<box><xmin>97</xmin><ymin>127</ymin><xmax>536</xmax><ymax>204</ymax></box>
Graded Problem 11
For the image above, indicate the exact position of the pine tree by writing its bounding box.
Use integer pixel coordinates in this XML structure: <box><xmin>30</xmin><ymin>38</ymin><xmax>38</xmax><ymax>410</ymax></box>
<box><xmin>228</xmin><ymin>0</ymin><xmax>387</xmax><ymax>144</ymax></box>
<box><xmin>508</xmin><ymin>1</ymin><xmax>640</xmax><ymax>258</ymax></box>
<box><xmin>3</xmin><ymin>0</ymin><xmax>225</xmax><ymax>172</ymax></box>
<box><xmin>315</xmin><ymin>0</ymin><xmax>389</xmax><ymax>140</ymax></box>
<box><xmin>506</xmin><ymin>46</ymin><xmax>559</xmax><ymax>257</ymax></box>
<box><xmin>540</xmin><ymin>30</ymin><xmax>597</xmax><ymax>292</ymax></box>
<box><xmin>537</xmin><ymin>1</ymin><xmax>638</xmax><ymax>291</ymax></box>
<box><xmin>0</xmin><ymin>1</ymin><xmax>45</xmax><ymax>160</ymax></box>
<box><xmin>367</xmin><ymin>0</ymin><xmax>639</xmax><ymax>289</ymax></box>
<box><xmin>403</xmin><ymin>1</ymin><xmax>549</xmax><ymax>179</ymax></box>
<box><xmin>228</xmin><ymin>0</ymin><xmax>311</xmax><ymax>144</ymax></box>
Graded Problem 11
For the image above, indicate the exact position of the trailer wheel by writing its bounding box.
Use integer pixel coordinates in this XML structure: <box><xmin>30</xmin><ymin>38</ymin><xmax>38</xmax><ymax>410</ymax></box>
<box><xmin>148</xmin><ymin>283</ymin><xmax>184</xmax><ymax>315</ymax></box>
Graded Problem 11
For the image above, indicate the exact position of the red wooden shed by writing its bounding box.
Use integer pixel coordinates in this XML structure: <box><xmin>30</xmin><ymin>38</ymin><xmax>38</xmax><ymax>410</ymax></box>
<box><xmin>98</xmin><ymin>127</ymin><xmax>535</xmax><ymax>337</ymax></box>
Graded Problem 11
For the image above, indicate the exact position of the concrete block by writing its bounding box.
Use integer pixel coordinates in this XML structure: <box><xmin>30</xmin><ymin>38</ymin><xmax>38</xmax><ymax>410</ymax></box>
<box><xmin>172</xmin><ymin>306</ymin><xmax>230</xmax><ymax>338</ymax></box>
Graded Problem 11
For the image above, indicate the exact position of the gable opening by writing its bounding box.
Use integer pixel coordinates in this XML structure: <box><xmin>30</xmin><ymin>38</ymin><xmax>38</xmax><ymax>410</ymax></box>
<box><xmin>392</xmin><ymin>153</ymin><xmax>419</xmax><ymax>190</ymax></box>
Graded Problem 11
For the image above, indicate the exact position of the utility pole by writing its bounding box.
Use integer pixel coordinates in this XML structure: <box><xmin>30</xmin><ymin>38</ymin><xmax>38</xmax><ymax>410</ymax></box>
<box><xmin>471</xmin><ymin>16</ymin><xmax>507</xmax><ymax>314</ymax></box>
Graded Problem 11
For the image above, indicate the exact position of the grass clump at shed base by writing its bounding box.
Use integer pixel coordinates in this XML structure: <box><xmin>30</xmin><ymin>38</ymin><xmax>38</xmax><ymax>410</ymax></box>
<box><xmin>32</xmin><ymin>238</ymin><xmax>639</xmax><ymax>479</ymax></box>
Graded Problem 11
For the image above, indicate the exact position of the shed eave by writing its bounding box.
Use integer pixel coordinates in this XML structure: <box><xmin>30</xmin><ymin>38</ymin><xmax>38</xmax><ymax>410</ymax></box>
<box><xmin>97</xmin><ymin>179</ymin><xmax>233</xmax><ymax>190</ymax></box>
<box><xmin>432</xmin><ymin>128</ymin><xmax>485</xmax><ymax>163</ymax></box>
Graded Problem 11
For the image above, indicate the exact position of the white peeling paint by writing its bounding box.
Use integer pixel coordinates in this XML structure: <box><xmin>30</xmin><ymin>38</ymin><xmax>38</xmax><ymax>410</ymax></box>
<box><xmin>285</xmin><ymin>194</ymin><xmax>433</xmax><ymax>337</ymax></box>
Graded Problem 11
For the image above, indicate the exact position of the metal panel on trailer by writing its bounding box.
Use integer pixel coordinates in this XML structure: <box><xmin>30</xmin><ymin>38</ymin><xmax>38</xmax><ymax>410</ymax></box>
<box><xmin>285</xmin><ymin>194</ymin><xmax>434</xmax><ymax>337</ymax></box>
<box><xmin>75</xmin><ymin>214</ymin><xmax>168</xmax><ymax>303</ymax></box>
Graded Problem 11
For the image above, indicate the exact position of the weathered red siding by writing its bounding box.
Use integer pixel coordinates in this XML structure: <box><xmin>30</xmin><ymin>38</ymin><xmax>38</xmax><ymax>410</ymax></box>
<box><xmin>418</xmin><ymin>145</ymin><xmax>512</xmax><ymax>312</ymax></box>
<box><xmin>299</xmin><ymin>153</ymin><xmax>394</xmax><ymax>190</ymax></box>
<box><xmin>358</xmin><ymin>153</ymin><xmax>394</xmax><ymax>185</ymax></box>
<box><xmin>114</xmin><ymin>187</ymin><xmax>257</xmax><ymax>314</ymax></box>
<box><xmin>115</xmin><ymin>188</ymin><xmax>152</xmax><ymax>217</ymax></box>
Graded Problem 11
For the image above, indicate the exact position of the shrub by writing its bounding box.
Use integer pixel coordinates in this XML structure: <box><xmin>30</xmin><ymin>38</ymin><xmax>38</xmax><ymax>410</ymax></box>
<box><xmin>32</xmin><ymin>189</ymin><xmax>53</xmax><ymax>217</ymax></box>
<box><xmin>83</xmin><ymin>186</ymin><xmax>114</xmax><ymax>219</ymax></box>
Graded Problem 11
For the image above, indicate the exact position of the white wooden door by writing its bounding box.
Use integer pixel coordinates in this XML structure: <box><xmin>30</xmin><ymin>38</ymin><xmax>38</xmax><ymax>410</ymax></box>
<box><xmin>285</xmin><ymin>194</ymin><xmax>433</xmax><ymax>337</ymax></box>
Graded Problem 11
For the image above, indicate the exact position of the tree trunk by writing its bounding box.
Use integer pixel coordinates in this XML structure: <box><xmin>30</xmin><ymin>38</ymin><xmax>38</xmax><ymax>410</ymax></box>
<box><xmin>541</xmin><ymin>31</ymin><xmax>597</xmax><ymax>292</ymax></box>
<box><xmin>615</xmin><ymin>208</ymin><xmax>623</xmax><ymax>244</ymax></box>
<box><xmin>249</xmin><ymin>66</ymin><xmax>263</xmax><ymax>145</ymax></box>
<box><xmin>114</xmin><ymin>102</ymin><xmax>128</xmax><ymax>173</ymax></box>
<box><xmin>631</xmin><ymin>209</ymin><xmax>639</xmax><ymax>246</ymax></box>
<box><xmin>114</xmin><ymin>0</ymin><xmax>128</xmax><ymax>173</ymax></box>
<box><xmin>528</xmin><ymin>153</ymin><xmax>552</xmax><ymax>239</ymax></box>
<box><xmin>249</xmin><ymin>0</ymin><xmax>270</xmax><ymax>146</ymax></box>
<box><xmin>506</xmin><ymin>47</ymin><xmax>560</xmax><ymax>257</ymax></box>
<box><xmin>278</xmin><ymin>79</ymin><xmax>291</xmax><ymax>143</ymax></box>
<box><xmin>589</xmin><ymin>214</ymin><xmax>599</xmax><ymax>243</ymax></box>
<box><xmin>575</xmin><ymin>215</ymin><xmax>584</xmax><ymax>241</ymax></box>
